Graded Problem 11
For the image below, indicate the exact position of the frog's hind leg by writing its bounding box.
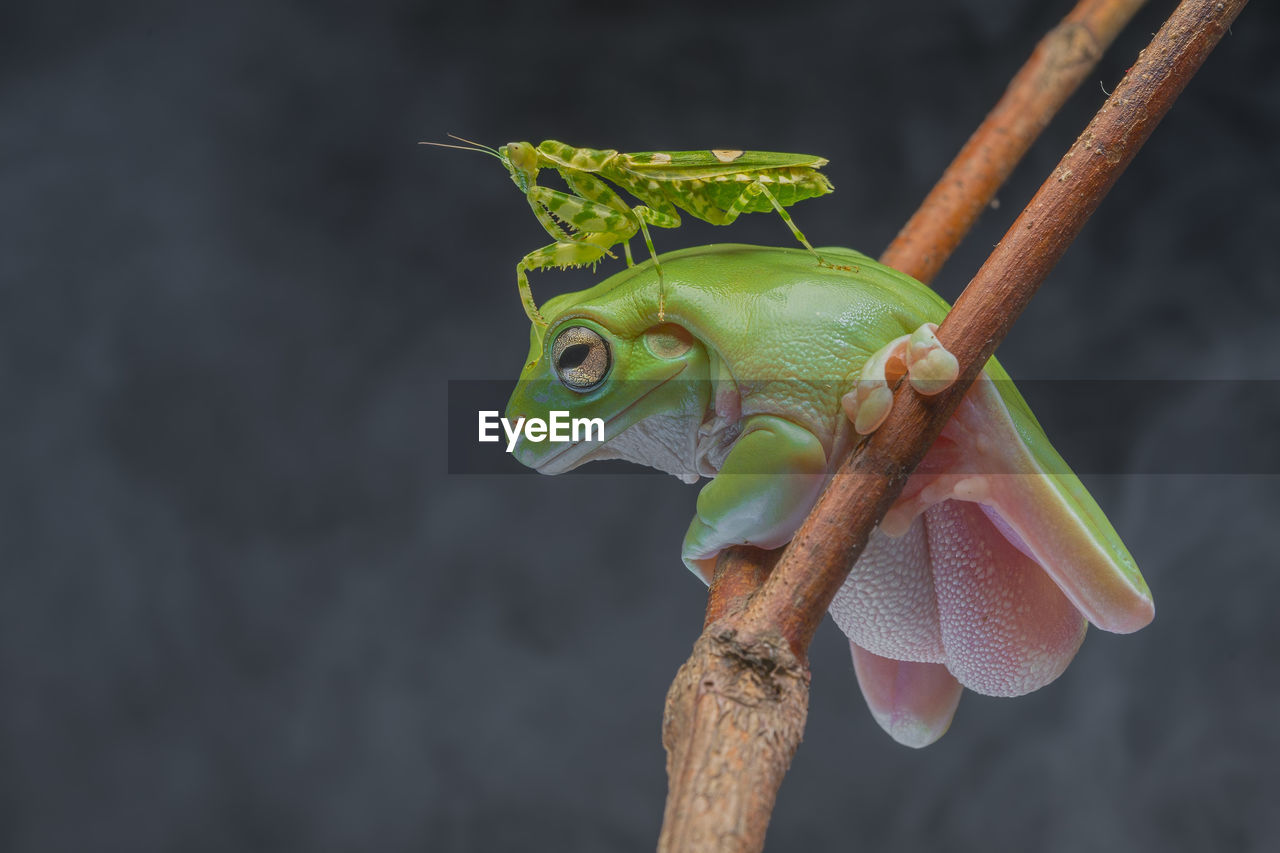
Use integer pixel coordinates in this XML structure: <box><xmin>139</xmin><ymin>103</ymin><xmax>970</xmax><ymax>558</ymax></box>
<box><xmin>830</xmin><ymin>340</ymin><xmax>1153</xmax><ymax>743</ymax></box>
<box><xmin>875</xmin><ymin>371</ymin><xmax>1154</xmax><ymax>636</ymax></box>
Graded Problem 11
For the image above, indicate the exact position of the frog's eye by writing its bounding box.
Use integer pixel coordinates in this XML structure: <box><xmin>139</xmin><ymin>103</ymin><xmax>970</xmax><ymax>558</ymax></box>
<box><xmin>551</xmin><ymin>326</ymin><xmax>611</xmax><ymax>391</ymax></box>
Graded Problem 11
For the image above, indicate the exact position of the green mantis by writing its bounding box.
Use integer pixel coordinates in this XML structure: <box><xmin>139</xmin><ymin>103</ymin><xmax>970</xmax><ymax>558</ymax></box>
<box><xmin>424</xmin><ymin>136</ymin><xmax>837</xmax><ymax>326</ymax></box>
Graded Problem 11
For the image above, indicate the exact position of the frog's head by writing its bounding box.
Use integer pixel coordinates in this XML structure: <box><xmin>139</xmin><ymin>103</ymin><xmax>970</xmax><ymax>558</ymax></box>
<box><xmin>497</xmin><ymin>141</ymin><xmax>540</xmax><ymax>194</ymax></box>
<box><xmin>505</xmin><ymin>282</ymin><xmax>712</xmax><ymax>480</ymax></box>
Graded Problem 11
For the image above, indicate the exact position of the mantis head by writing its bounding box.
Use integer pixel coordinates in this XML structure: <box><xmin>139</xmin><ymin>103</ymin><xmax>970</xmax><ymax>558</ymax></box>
<box><xmin>497</xmin><ymin>141</ymin><xmax>540</xmax><ymax>193</ymax></box>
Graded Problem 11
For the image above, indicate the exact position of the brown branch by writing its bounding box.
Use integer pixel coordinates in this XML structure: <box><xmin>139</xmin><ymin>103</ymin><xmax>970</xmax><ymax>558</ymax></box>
<box><xmin>760</xmin><ymin>0</ymin><xmax>1247</xmax><ymax>664</ymax></box>
<box><xmin>703</xmin><ymin>547</ymin><xmax>781</xmax><ymax>628</ymax></box>
<box><xmin>698</xmin><ymin>0</ymin><xmax>1151</xmax><ymax>676</ymax></box>
<box><xmin>659</xmin><ymin>624</ymin><xmax>808</xmax><ymax>851</ymax></box>
<box><xmin>659</xmin><ymin>0</ymin><xmax>1250</xmax><ymax>849</ymax></box>
<box><xmin>882</xmin><ymin>0</ymin><xmax>1151</xmax><ymax>284</ymax></box>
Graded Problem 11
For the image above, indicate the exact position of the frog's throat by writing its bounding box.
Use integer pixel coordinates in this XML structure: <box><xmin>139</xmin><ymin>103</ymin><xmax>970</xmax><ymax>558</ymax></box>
<box><xmin>531</xmin><ymin>363</ymin><xmax>689</xmax><ymax>475</ymax></box>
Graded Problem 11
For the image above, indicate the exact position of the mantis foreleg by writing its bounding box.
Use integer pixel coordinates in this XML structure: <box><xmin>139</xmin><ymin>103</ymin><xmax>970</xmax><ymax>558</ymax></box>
<box><xmin>559</xmin><ymin>169</ymin><xmax>682</xmax><ymax>278</ymax></box>
<box><xmin>517</xmin><ymin>186</ymin><xmax>635</xmax><ymax>327</ymax></box>
<box><xmin>517</xmin><ymin>239</ymin><xmax>618</xmax><ymax>328</ymax></box>
<box><xmin>526</xmin><ymin>187</ymin><xmax>634</xmax><ymax>245</ymax></box>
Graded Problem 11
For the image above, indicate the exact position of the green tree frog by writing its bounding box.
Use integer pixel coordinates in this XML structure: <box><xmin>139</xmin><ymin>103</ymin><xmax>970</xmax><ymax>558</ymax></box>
<box><xmin>505</xmin><ymin>244</ymin><xmax>1154</xmax><ymax>748</ymax></box>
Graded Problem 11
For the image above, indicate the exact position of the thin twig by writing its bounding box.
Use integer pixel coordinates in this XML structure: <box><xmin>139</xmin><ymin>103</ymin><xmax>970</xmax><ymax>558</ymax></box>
<box><xmin>659</xmin><ymin>0</ymin><xmax>1249</xmax><ymax>849</ymax></box>
<box><xmin>882</xmin><ymin>0</ymin><xmax>1151</xmax><ymax>284</ymax></box>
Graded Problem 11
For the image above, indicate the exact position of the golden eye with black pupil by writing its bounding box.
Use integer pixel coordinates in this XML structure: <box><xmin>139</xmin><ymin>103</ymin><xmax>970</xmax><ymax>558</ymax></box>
<box><xmin>551</xmin><ymin>326</ymin><xmax>610</xmax><ymax>391</ymax></box>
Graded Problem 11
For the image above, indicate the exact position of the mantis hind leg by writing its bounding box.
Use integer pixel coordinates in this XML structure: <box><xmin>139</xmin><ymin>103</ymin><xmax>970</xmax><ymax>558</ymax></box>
<box><xmin>594</xmin><ymin>167</ymin><xmax>685</xmax><ymax>320</ymax></box>
<box><xmin>630</xmin><ymin>206</ymin><xmax>681</xmax><ymax>320</ymax></box>
<box><xmin>722</xmin><ymin>180</ymin><xmax>848</xmax><ymax>270</ymax></box>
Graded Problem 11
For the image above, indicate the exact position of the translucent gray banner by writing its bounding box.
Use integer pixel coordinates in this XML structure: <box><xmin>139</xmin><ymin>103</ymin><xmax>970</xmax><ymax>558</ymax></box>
<box><xmin>448</xmin><ymin>379</ymin><xmax>1280</xmax><ymax>475</ymax></box>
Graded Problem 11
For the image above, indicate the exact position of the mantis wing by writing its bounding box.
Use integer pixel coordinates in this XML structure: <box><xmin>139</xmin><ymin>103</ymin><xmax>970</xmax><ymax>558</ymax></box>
<box><xmin>619</xmin><ymin>149</ymin><xmax>829</xmax><ymax>180</ymax></box>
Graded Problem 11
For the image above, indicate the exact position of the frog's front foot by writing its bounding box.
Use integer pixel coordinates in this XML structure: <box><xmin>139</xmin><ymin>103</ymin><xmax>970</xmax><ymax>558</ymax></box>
<box><xmin>841</xmin><ymin>323</ymin><xmax>959</xmax><ymax>435</ymax></box>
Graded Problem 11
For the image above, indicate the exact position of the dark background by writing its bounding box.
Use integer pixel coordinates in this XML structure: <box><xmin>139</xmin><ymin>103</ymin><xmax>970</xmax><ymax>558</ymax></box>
<box><xmin>3</xmin><ymin>0</ymin><xmax>1278</xmax><ymax>850</ymax></box>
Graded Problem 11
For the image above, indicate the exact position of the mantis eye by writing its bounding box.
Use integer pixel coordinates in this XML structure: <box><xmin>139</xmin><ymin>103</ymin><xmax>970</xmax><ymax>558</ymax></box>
<box><xmin>551</xmin><ymin>326</ymin><xmax>611</xmax><ymax>391</ymax></box>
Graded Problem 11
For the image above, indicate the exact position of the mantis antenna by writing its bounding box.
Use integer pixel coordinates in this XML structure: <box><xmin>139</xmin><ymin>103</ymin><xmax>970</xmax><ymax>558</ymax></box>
<box><xmin>418</xmin><ymin>134</ymin><xmax>501</xmax><ymax>158</ymax></box>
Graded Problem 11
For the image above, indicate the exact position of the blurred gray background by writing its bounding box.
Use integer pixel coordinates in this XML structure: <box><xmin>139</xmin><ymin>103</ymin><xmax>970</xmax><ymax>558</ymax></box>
<box><xmin>3</xmin><ymin>0</ymin><xmax>1278</xmax><ymax>850</ymax></box>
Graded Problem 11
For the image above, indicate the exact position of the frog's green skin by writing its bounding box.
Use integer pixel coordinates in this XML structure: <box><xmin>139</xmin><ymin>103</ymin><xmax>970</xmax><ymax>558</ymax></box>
<box><xmin>506</xmin><ymin>244</ymin><xmax>1154</xmax><ymax>748</ymax></box>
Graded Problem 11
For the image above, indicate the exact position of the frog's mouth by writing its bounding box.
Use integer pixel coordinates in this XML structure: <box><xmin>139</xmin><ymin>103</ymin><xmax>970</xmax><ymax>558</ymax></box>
<box><xmin>526</xmin><ymin>364</ymin><xmax>690</xmax><ymax>475</ymax></box>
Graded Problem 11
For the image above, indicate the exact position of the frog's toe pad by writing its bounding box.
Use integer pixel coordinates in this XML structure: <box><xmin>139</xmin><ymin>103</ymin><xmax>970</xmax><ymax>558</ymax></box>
<box><xmin>843</xmin><ymin>335</ymin><xmax>908</xmax><ymax>436</ymax></box>
<box><xmin>850</xmin><ymin>644</ymin><xmax>963</xmax><ymax>748</ymax></box>
<box><xmin>685</xmin><ymin>554</ymin><xmax>718</xmax><ymax>585</ymax></box>
<box><xmin>843</xmin><ymin>323</ymin><xmax>957</xmax><ymax>435</ymax></box>
<box><xmin>906</xmin><ymin>323</ymin><xmax>959</xmax><ymax>395</ymax></box>
<box><xmin>842</xmin><ymin>382</ymin><xmax>894</xmax><ymax>435</ymax></box>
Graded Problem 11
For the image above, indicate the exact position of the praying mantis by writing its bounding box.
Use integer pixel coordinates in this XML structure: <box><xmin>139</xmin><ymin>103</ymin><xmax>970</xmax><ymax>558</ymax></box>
<box><xmin>423</xmin><ymin>136</ymin><xmax>838</xmax><ymax>325</ymax></box>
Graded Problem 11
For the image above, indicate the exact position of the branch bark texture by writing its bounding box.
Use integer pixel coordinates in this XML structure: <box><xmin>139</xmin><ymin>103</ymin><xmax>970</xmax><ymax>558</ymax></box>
<box><xmin>659</xmin><ymin>0</ymin><xmax>1249</xmax><ymax>850</ymax></box>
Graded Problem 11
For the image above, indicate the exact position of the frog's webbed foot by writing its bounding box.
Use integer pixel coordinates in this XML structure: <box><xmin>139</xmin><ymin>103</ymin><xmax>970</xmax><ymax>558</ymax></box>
<box><xmin>841</xmin><ymin>323</ymin><xmax>959</xmax><ymax>435</ymax></box>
